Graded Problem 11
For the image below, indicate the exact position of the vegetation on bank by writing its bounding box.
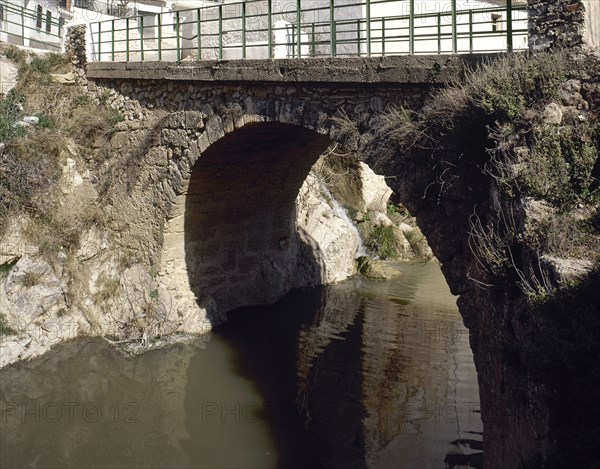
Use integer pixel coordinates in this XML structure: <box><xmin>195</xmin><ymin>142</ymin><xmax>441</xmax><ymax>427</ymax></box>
<box><xmin>376</xmin><ymin>51</ymin><xmax>600</xmax><ymax>299</ymax></box>
<box><xmin>0</xmin><ymin>45</ymin><xmax>122</xmax><ymax>252</ymax></box>
<box><xmin>0</xmin><ymin>312</ymin><xmax>18</xmax><ymax>337</ymax></box>
<box><xmin>313</xmin><ymin>147</ymin><xmax>431</xmax><ymax>262</ymax></box>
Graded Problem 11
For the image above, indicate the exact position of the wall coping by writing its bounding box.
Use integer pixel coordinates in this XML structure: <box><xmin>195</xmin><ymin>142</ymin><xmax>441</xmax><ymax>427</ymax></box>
<box><xmin>85</xmin><ymin>55</ymin><xmax>501</xmax><ymax>85</ymax></box>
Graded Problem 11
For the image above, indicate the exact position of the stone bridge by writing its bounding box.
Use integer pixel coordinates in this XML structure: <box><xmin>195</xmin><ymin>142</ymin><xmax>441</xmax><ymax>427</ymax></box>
<box><xmin>79</xmin><ymin>3</ymin><xmax>598</xmax><ymax>464</ymax></box>
<box><xmin>86</xmin><ymin>55</ymin><xmax>468</xmax><ymax>322</ymax></box>
<box><xmin>83</xmin><ymin>54</ymin><xmax>530</xmax><ymax>467</ymax></box>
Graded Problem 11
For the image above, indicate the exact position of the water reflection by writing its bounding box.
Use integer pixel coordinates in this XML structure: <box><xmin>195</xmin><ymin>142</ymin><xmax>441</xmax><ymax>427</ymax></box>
<box><xmin>0</xmin><ymin>263</ymin><xmax>481</xmax><ymax>468</ymax></box>
<box><xmin>217</xmin><ymin>262</ymin><xmax>483</xmax><ymax>468</ymax></box>
<box><xmin>0</xmin><ymin>338</ymin><xmax>278</xmax><ymax>469</ymax></box>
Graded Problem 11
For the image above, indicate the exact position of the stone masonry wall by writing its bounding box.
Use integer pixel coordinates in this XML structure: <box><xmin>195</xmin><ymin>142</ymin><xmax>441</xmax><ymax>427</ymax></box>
<box><xmin>528</xmin><ymin>0</ymin><xmax>597</xmax><ymax>51</ymax></box>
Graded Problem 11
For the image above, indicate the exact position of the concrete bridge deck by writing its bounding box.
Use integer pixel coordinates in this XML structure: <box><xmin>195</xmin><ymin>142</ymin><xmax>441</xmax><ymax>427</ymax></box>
<box><xmin>86</xmin><ymin>54</ymin><xmax>492</xmax><ymax>84</ymax></box>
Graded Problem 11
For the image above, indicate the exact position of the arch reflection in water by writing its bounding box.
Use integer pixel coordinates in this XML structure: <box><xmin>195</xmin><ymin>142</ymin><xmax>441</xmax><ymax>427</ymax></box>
<box><xmin>217</xmin><ymin>262</ymin><xmax>483</xmax><ymax>469</ymax></box>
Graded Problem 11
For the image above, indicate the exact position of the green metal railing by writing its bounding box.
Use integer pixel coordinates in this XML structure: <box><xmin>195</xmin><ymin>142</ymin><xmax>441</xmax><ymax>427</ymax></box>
<box><xmin>0</xmin><ymin>0</ymin><xmax>64</xmax><ymax>52</ymax></box>
<box><xmin>88</xmin><ymin>0</ymin><xmax>528</xmax><ymax>63</ymax></box>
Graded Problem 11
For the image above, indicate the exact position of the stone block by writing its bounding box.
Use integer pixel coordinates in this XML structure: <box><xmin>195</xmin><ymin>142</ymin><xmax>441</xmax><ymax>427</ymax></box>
<box><xmin>110</xmin><ymin>132</ymin><xmax>129</xmax><ymax>149</ymax></box>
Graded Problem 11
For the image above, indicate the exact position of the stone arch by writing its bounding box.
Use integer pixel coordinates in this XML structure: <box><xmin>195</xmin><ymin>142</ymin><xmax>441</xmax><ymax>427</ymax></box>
<box><xmin>147</xmin><ymin>97</ymin><xmax>382</xmax><ymax>331</ymax></box>
<box><xmin>96</xmin><ymin>78</ymin><xmax>435</xmax><ymax>333</ymax></box>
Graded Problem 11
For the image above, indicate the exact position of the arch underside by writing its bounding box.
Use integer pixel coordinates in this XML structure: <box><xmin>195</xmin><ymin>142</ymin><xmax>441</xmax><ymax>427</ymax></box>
<box><xmin>175</xmin><ymin>122</ymin><xmax>333</xmax><ymax>323</ymax></box>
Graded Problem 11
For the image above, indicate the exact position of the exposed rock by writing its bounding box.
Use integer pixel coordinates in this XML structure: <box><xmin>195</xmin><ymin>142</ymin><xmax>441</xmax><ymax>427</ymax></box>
<box><xmin>0</xmin><ymin>341</ymin><xmax>26</xmax><ymax>368</ymax></box>
<box><xmin>76</xmin><ymin>225</ymin><xmax>108</xmax><ymax>261</ymax></box>
<box><xmin>22</xmin><ymin>116</ymin><xmax>39</xmax><ymax>126</ymax></box>
<box><xmin>359</xmin><ymin>259</ymin><xmax>401</xmax><ymax>280</ymax></box>
<box><xmin>51</xmin><ymin>72</ymin><xmax>77</xmax><ymax>85</ymax></box>
<box><xmin>541</xmin><ymin>102</ymin><xmax>563</xmax><ymax>125</ymax></box>
<box><xmin>541</xmin><ymin>255</ymin><xmax>594</xmax><ymax>286</ymax></box>
<box><xmin>398</xmin><ymin>222</ymin><xmax>414</xmax><ymax>234</ymax></box>
<box><xmin>0</xmin><ymin>55</ymin><xmax>18</xmax><ymax>97</ymax></box>
<box><xmin>521</xmin><ymin>197</ymin><xmax>556</xmax><ymax>241</ymax></box>
<box><xmin>560</xmin><ymin>79</ymin><xmax>583</xmax><ymax>106</ymax></box>
<box><xmin>1</xmin><ymin>255</ymin><xmax>67</xmax><ymax>329</ymax></box>
<box><xmin>296</xmin><ymin>173</ymin><xmax>360</xmax><ymax>284</ymax></box>
<box><xmin>359</xmin><ymin>162</ymin><xmax>392</xmax><ymax>213</ymax></box>
<box><xmin>371</xmin><ymin>211</ymin><xmax>393</xmax><ymax>227</ymax></box>
<box><xmin>65</xmin><ymin>25</ymin><xmax>87</xmax><ymax>68</ymax></box>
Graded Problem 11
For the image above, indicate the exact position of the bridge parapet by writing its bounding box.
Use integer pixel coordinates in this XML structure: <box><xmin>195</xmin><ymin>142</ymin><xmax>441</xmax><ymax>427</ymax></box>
<box><xmin>85</xmin><ymin>0</ymin><xmax>529</xmax><ymax>63</ymax></box>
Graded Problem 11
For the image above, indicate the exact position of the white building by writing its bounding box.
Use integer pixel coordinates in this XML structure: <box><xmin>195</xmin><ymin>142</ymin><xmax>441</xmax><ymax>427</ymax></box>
<box><xmin>0</xmin><ymin>0</ymin><xmax>71</xmax><ymax>51</ymax></box>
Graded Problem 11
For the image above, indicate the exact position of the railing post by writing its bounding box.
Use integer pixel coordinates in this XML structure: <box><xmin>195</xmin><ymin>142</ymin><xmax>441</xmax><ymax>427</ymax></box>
<box><xmin>176</xmin><ymin>11</ymin><xmax>181</xmax><ymax>63</ymax></box>
<box><xmin>21</xmin><ymin>7</ymin><xmax>25</xmax><ymax>47</ymax></box>
<box><xmin>366</xmin><ymin>0</ymin><xmax>371</xmax><ymax>57</ymax></box>
<box><xmin>409</xmin><ymin>0</ymin><xmax>414</xmax><ymax>55</ymax></box>
<box><xmin>311</xmin><ymin>23</ymin><xmax>315</xmax><ymax>57</ymax></box>
<box><xmin>382</xmin><ymin>17</ymin><xmax>385</xmax><ymax>56</ymax></box>
<box><xmin>126</xmin><ymin>18</ymin><xmax>130</xmax><ymax>62</ymax></box>
<box><xmin>507</xmin><ymin>0</ymin><xmax>513</xmax><ymax>52</ymax></box>
<box><xmin>98</xmin><ymin>21</ymin><xmax>102</xmax><ymax>61</ymax></box>
<box><xmin>197</xmin><ymin>8</ymin><xmax>201</xmax><ymax>60</ymax></box>
<box><xmin>356</xmin><ymin>19</ymin><xmax>361</xmax><ymax>56</ymax></box>
<box><xmin>469</xmin><ymin>10</ymin><xmax>473</xmax><ymax>53</ymax></box>
<box><xmin>437</xmin><ymin>12</ymin><xmax>441</xmax><ymax>53</ymax></box>
<box><xmin>111</xmin><ymin>20</ymin><xmax>115</xmax><ymax>61</ymax></box>
<box><xmin>242</xmin><ymin>1</ymin><xmax>246</xmax><ymax>59</ymax></box>
<box><xmin>218</xmin><ymin>4</ymin><xmax>223</xmax><ymax>60</ymax></box>
<box><xmin>451</xmin><ymin>0</ymin><xmax>457</xmax><ymax>53</ymax></box>
<box><xmin>268</xmin><ymin>0</ymin><xmax>272</xmax><ymax>59</ymax></box>
<box><xmin>158</xmin><ymin>13</ymin><xmax>162</xmax><ymax>61</ymax></box>
<box><xmin>296</xmin><ymin>0</ymin><xmax>301</xmax><ymax>58</ymax></box>
<box><xmin>329</xmin><ymin>0</ymin><xmax>335</xmax><ymax>57</ymax></box>
<box><xmin>140</xmin><ymin>15</ymin><xmax>144</xmax><ymax>61</ymax></box>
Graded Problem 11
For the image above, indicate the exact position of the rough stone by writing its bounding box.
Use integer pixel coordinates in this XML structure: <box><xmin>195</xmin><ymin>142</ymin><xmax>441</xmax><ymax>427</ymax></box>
<box><xmin>296</xmin><ymin>173</ymin><xmax>361</xmax><ymax>284</ymax></box>
<box><xmin>51</xmin><ymin>72</ymin><xmax>77</xmax><ymax>85</ymax></box>
<box><xmin>359</xmin><ymin>259</ymin><xmax>401</xmax><ymax>279</ymax></box>
<box><xmin>359</xmin><ymin>162</ymin><xmax>393</xmax><ymax>213</ymax></box>
<box><xmin>541</xmin><ymin>102</ymin><xmax>563</xmax><ymax>125</ymax></box>
<box><xmin>1</xmin><ymin>256</ymin><xmax>67</xmax><ymax>328</ymax></box>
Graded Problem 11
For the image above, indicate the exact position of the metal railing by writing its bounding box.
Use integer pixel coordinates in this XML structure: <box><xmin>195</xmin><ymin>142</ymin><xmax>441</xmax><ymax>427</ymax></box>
<box><xmin>88</xmin><ymin>0</ymin><xmax>528</xmax><ymax>62</ymax></box>
<box><xmin>0</xmin><ymin>0</ymin><xmax>64</xmax><ymax>52</ymax></box>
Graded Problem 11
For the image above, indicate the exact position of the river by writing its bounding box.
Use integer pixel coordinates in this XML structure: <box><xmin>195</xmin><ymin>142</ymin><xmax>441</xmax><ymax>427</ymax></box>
<box><xmin>0</xmin><ymin>262</ymin><xmax>482</xmax><ymax>469</ymax></box>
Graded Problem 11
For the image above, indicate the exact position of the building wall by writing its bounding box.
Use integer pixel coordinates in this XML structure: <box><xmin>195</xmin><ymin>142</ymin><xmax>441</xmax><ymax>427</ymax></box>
<box><xmin>0</xmin><ymin>0</ymin><xmax>66</xmax><ymax>51</ymax></box>
<box><xmin>583</xmin><ymin>0</ymin><xmax>599</xmax><ymax>49</ymax></box>
<box><xmin>528</xmin><ymin>0</ymin><xmax>592</xmax><ymax>51</ymax></box>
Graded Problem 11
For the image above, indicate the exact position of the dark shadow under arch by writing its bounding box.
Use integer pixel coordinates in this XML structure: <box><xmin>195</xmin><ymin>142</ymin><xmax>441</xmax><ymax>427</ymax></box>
<box><xmin>184</xmin><ymin>122</ymin><xmax>332</xmax><ymax>324</ymax></box>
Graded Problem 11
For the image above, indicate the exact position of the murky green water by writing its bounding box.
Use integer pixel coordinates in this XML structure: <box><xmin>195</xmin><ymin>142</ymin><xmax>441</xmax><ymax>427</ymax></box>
<box><xmin>0</xmin><ymin>263</ymin><xmax>481</xmax><ymax>469</ymax></box>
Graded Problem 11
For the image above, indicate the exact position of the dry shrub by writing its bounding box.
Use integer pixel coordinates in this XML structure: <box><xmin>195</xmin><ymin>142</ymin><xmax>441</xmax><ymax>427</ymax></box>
<box><xmin>380</xmin><ymin>52</ymin><xmax>569</xmax><ymax>152</ymax></box>
<box><xmin>21</xmin><ymin>271</ymin><xmax>43</xmax><ymax>287</ymax></box>
<box><xmin>543</xmin><ymin>211</ymin><xmax>600</xmax><ymax>261</ymax></box>
<box><xmin>0</xmin><ymin>50</ymin><xmax>121</xmax><ymax>238</ymax></box>
<box><xmin>0</xmin><ymin>131</ymin><xmax>64</xmax><ymax>227</ymax></box>
<box><xmin>94</xmin><ymin>276</ymin><xmax>121</xmax><ymax>305</ymax></box>
<box><xmin>372</xmin><ymin>106</ymin><xmax>420</xmax><ymax>148</ymax></box>
<box><xmin>69</xmin><ymin>106</ymin><xmax>123</xmax><ymax>143</ymax></box>
<box><xmin>315</xmin><ymin>145</ymin><xmax>364</xmax><ymax>213</ymax></box>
